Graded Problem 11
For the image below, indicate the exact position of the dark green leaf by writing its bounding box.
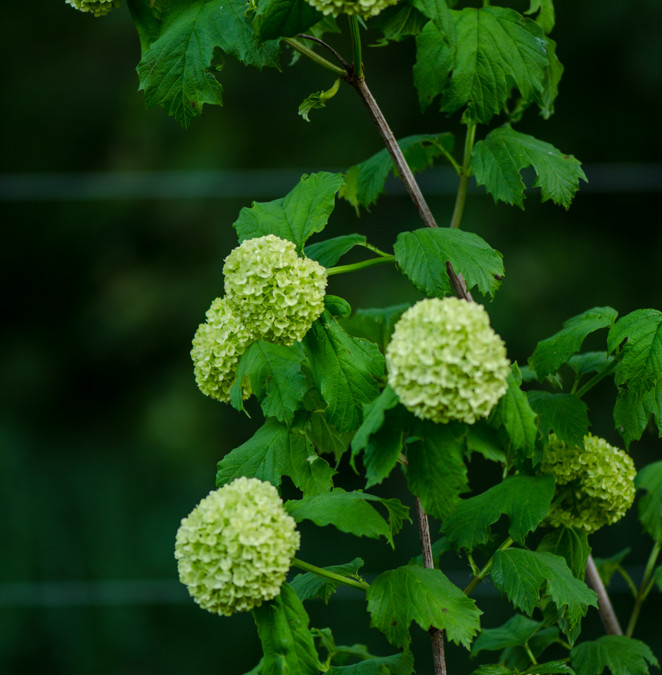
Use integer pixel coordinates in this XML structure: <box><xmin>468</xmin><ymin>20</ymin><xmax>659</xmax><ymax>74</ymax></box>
<box><xmin>529</xmin><ymin>307</ymin><xmax>618</xmax><ymax>380</ymax></box>
<box><xmin>216</xmin><ymin>419</ymin><xmax>335</xmax><ymax>495</ymax></box>
<box><xmin>366</xmin><ymin>566</ymin><xmax>482</xmax><ymax>649</ymax></box>
<box><xmin>305</xmin><ymin>411</ymin><xmax>353</xmax><ymax>464</ymax></box>
<box><xmin>472</xmin><ymin>614</ymin><xmax>544</xmax><ymax>656</ymax></box>
<box><xmin>443</xmin><ymin>474</ymin><xmax>555</xmax><ymax>551</ymax></box>
<box><xmin>538</xmin><ymin>527</ymin><xmax>591</xmax><ymax>579</ymax></box>
<box><xmin>372</xmin><ymin>1</ymin><xmax>428</xmax><ymax>44</ymax></box>
<box><xmin>126</xmin><ymin>0</ymin><xmax>163</xmax><ymax>51</ymax></box>
<box><xmin>412</xmin><ymin>21</ymin><xmax>454</xmax><ymax>112</ymax></box>
<box><xmin>635</xmin><ymin>461</ymin><xmax>662</xmax><ymax>543</ymax></box>
<box><xmin>472</xmin><ymin>667</ymin><xmax>513</xmax><ymax>675</ymax></box>
<box><xmin>472</xmin><ymin>126</ymin><xmax>586</xmax><ymax>209</ymax></box>
<box><xmin>571</xmin><ymin>636</ymin><xmax>659</xmax><ymax>675</ymax></box>
<box><xmin>304</xmin><ymin>311</ymin><xmax>385</xmax><ymax>433</ymax></box>
<box><xmin>327</xmin><ymin>651</ymin><xmax>414</xmax><ymax>675</ymax></box>
<box><xmin>522</xmin><ymin>662</ymin><xmax>575</xmax><ymax>674</ymax></box>
<box><xmin>413</xmin><ymin>0</ymin><xmax>455</xmax><ymax>45</ymax></box>
<box><xmin>567</xmin><ymin>352</ymin><xmax>614</xmax><ymax>378</ymax></box>
<box><xmin>592</xmin><ymin>548</ymin><xmax>630</xmax><ymax>587</ymax></box>
<box><xmin>254</xmin><ymin>0</ymin><xmax>324</xmax><ymax>40</ymax></box>
<box><xmin>252</xmin><ymin>583</ymin><xmax>322</xmax><ymax>675</ymax></box>
<box><xmin>233</xmin><ymin>172</ymin><xmax>345</xmax><ymax>250</ymax></box>
<box><xmin>539</xmin><ymin>37</ymin><xmax>563</xmax><ymax>119</ymax></box>
<box><xmin>525</xmin><ymin>0</ymin><xmax>555</xmax><ymax>34</ymax></box>
<box><xmin>526</xmin><ymin>392</ymin><xmax>589</xmax><ymax>446</ymax></box>
<box><xmin>394</xmin><ymin>228</ymin><xmax>504</xmax><ymax>299</ymax></box>
<box><xmin>325</xmin><ymin>295</ymin><xmax>352</xmax><ymax>319</ymax></box>
<box><xmin>305</xmin><ymin>234</ymin><xmax>368</xmax><ymax>267</ymax></box>
<box><xmin>654</xmin><ymin>565</ymin><xmax>662</xmax><ymax>592</ymax></box>
<box><xmin>491</xmin><ymin>549</ymin><xmax>597</xmax><ymax>631</ymax></box>
<box><xmin>291</xmin><ymin>558</ymin><xmax>364</xmax><ymax>604</ymax></box>
<box><xmin>465</xmin><ymin>423</ymin><xmax>507</xmax><ymax>463</ymax></box>
<box><xmin>351</xmin><ymin>386</ymin><xmax>401</xmax><ymax>454</ymax></box>
<box><xmin>341</xmin><ymin>304</ymin><xmax>410</xmax><ymax>353</ymax></box>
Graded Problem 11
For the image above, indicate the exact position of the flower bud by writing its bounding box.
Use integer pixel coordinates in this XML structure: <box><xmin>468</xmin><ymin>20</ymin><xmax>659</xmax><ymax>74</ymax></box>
<box><xmin>305</xmin><ymin>0</ymin><xmax>399</xmax><ymax>18</ymax></box>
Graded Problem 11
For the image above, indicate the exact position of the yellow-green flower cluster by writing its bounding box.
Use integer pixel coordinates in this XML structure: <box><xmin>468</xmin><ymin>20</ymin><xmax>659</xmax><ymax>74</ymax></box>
<box><xmin>223</xmin><ymin>235</ymin><xmax>327</xmax><ymax>346</ymax></box>
<box><xmin>175</xmin><ymin>477</ymin><xmax>300</xmax><ymax>616</ymax></box>
<box><xmin>305</xmin><ymin>0</ymin><xmax>399</xmax><ymax>18</ymax></box>
<box><xmin>65</xmin><ymin>0</ymin><xmax>121</xmax><ymax>17</ymax></box>
<box><xmin>386</xmin><ymin>297</ymin><xmax>510</xmax><ymax>424</ymax></box>
<box><xmin>541</xmin><ymin>434</ymin><xmax>636</xmax><ymax>533</ymax></box>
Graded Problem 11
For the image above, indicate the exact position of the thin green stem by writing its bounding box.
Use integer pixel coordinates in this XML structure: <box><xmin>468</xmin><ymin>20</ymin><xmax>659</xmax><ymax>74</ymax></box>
<box><xmin>326</xmin><ymin>255</ymin><xmax>395</xmax><ymax>276</ymax></box>
<box><xmin>626</xmin><ymin>541</ymin><xmax>661</xmax><ymax>637</ymax></box>
<box><xmin>464</xmin><ymin>537</ymin><xmax>514</xmax><ymax>596</ymax></box>
<box><xmin>284</xmin><ymin>38</ymin><xmax>347</xmax><ymax>76</ymax></box>
<box><xmin>574</xmin><ymin>358</ymin><xmax>618</xmax><ymax>399</ymax></box>
<box><xmin>616</xmin><ymin>565</ymin><xmax>639</xmax><ymax>598</ymax></box>
<box><xmin>292</xmin><ymin>558</ymin><xmax>370</xmax><ymax>592</ymax></box>
<box><xmin>360</xmin><ymin>241</ymin><xmax>392</xmax><ymax>258</ymax></box>
<box><xmin>450</xmin><ymin>122</ymin><xmax>477</xmax><ymax>229</ymax></box>
<box><xmin>524</xmin><ymin>642</ymin><xmax>538</xmax><ymax>666</ymax></box>
<box><xmin>348</xmin><ymin>15</ymin><xmax>364</xmax><ymax>79</ymax></box>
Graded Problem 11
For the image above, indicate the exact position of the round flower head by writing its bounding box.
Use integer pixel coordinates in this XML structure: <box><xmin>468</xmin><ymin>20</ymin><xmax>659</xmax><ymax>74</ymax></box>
<box><xmin>223</xmin><ymin>235</ymin><xmax>327</xmax><ymax>345</ymax></box>
<box><xmin>541</xmin><ymin>433</ymin><xmax>636</xmax><ymax>533</ymax></box>
<box><xmin>175</xmin><ymin>477</ymin><xmax>300</xmax><ymax>616</ymax></box>
<box><xmin>305</xmin><ymin>0</ymin><xmax>399</xmax><ymax>18</ymax></box>
<box><xmin>191</xmin><ymin>297</ymin><xmax>254</xmax><ymax>403</ymax></box>
<box><xmin>386</xmin><ymin>297</ymin><xmax>510</xmax><ymax>424</ymax></box>
<box><xmin>65</xmin><ymin>0</ymin><xmax>121</xmax><ymax>17</ymax></box>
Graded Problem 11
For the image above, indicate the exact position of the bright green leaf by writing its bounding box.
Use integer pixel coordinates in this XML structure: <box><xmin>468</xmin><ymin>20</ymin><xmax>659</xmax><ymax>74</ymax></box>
<box><xmin>341</xmin><ymin>304</ymin><xmax>410</xmax><ymax>353</ymax></box>
<box><xmin>291</xmin><ymin>558</ymin><xmax>364</xmax><ymax>604</ymax></box>
<box><xmin>327</xmin><ymin>651</ymin><xmax>414</xmax><ymax>675</ymax></box>
<box><xmin>526</xmin><ymin>392</ymin><xmax>589</xmax><ymax>446</ymax></box>
<box><xmin>325</xmin><ymin>295</ymin><xmax>352</xmax><ymax>319</ymax></box>
<box><xmin>571</xmin><ymin>635</ymin><xmax>659</xmax><ymax>675</ymax></box>
<box><xmin>538</xmin><ymin>526</ymin><xmax>591</xmax><ymax>579</ymax></box>
<box><xmin>525</xmin><ymin>0</ymin><xmax>555</xmax><ymax>33</ymax></box>
<box><xmin>233</xmin><ymin>172</ymin><xmax>345</xmax><ymax>250</ymax></box>
<box><xmin>366</xmin><ymin>566</ymin><xmax>482</xmax><ymax>649</ymax></box>
<box><xmin>298</xmin><ymin>78</ymin><xmax>341</xmax><ymax>122</ymax></box>
<box><xmin>472</xmin><ymin>126</ymin><xmax>586</xmax><ymax>209</ymax></box>
<box><xmin>635</xmin><ymin>461</ymin><xmax>662</xmax><ymax>543</ymax></box>
<box><xmin>394</xmin><ymin>228</ymin><xmax>504</xmax><ymax>299</ymax></box>
<box><xmin>472</xmin><ymin>614</ymin><xmax>544</xmax><ymax>656</ymax></box>
<box><xmin>443</xmin><ymin>474</ymin><xmax>555</xmax><ymax>551</ymax></box>
<box><xmin>305</xmin><ymin>234</ymin><xmax>368</xmax><ymax>267</ymax></box>
<box><xmin>254</xmin><ymin>0</ymin><xmax>323</xmax><ymax>40</ymax></box>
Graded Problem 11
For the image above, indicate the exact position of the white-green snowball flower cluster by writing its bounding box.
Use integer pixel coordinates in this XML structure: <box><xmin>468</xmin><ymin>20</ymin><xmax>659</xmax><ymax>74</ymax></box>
<box><xmin>191</xmin><ymin>297</ymin><xmax>253</xmax><ymax>403</ymax></box>
<box><xmin>175</xmin><ymin>477</ymin><xmax>300</xmax><ymax>616</ymax></box>
<box><xmin>65</xmin><ymin>0</ymin><xmax>121</xmax><ymax>17</ymax></box>
<box><xmin>223</xmin><ymin>234</ymin><xmax>327</xmax><ymax>345</ymax></box>
<box><xmin>541</xmin><ymin>433</ymin><xmax>636</xmax><ymax>533</ymax></box>
<box><xmin>385</xmin><ymin>297</ymin><xmax>510</xmax><ymax>424</ymax></box>
<box><xmin>305</xmin><ymin>0</ymin><xmax>399</xmax><ymax>18</ymax></box>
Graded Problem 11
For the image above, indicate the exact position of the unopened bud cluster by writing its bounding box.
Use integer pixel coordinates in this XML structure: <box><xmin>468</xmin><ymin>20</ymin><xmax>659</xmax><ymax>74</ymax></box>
<box><xmin>175</xmin><ymin>477</ymin><xmax>300</xmax><ymax>616</ymax></box>
<box><xmin>386</xmin><ymin>297</ymin><xmax>510</xmax><ymax>424</ymax></box>
<box><xmin>541</xmin><ymin>434</ymin><xmax>636</xmax><ymax>533</ymax></box>
<box><xmin>65</xmin><ymin>0</ymin><xmax>121</xmax><ymax>17</ymax></box>
<box><xmin>305</xmin><ymin>0</ymin><xmax>399</xmax><ymax>18</ymax></box>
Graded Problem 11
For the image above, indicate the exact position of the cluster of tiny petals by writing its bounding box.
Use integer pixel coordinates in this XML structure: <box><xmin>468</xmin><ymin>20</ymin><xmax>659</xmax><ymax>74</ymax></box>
<box><xmin>386</xmin><ymin>297</ymin><xmax>510</xmax><ymax>424</ymax></box>
<box><xmin>190</xmin><ymin>297</ymin><xmax>253</xmax><ymax>403</ymax></box>
<box><xmin>542</xmin><ymin>434</ymin><xmax>636</xmax><ymax>533</ymax></box>
<box><xmin>65</xmin><ymin>0</ymin><xmax>121</xmax><ymax>17</ymax></box>
<box><xmin>305</xmin><ymin>0</ymin><xmax>399</xmax><ymax>18</ymax></box>
<box><xmin>175</xmin><ymin>477</ymin><xmax>300</xmax><ymax>616</ymax></box>
<box><xmin>223</xmin><ymin>235</ymin><xmax>327</xmax><ymax>346</ymax></box>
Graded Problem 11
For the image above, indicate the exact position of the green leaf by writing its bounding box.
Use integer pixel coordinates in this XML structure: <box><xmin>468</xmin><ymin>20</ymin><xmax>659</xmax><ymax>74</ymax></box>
<box><xmin>571</xmin><ymin>636</ymin><xmax>659</xmax><ymax>675</ymax></box>
<box><xmin>539</xmin><ymin>37</ymin><xmax>563</xmax><ymax>119</ymax></box>
<box><xmin>126</xmin><ymin>0</ymin><xmax>163</xmax><ymax>52</ymax></box>
<box><xmin>522</xmin><ymin>662</ymin><xmax>574</xmax><ymax>675</ymax></box>
<box><xmin>472</xmin><ymin>667</ymin><xmax>513</xmax><ymax>675</ymax></box>
<box><xmin>538</xmin><ymin>527</ymin><xmax>591</xmax><ymax>580</ymax></box>
<box><xmin>465</xmin><ymin>423</ymin><xmax>507</xmax><ymax>464</ymax></box>
<box><xmin>529</xmin><ymin>307</ymin><xmax>618</xmax><ymax>380</ymax></box>
<box><xmin>472</xmin><ymin>614</ymin><xmax>544</xmax><ymax>656</ymax></box>
<box><xmin>298</xmin><ymin>78</ymin><xmax>341</xmax><ymax>122</ymax></box>
<box><xmin>351</xmin><ymin>386</ymin><xmax>400</xmax><ymax>455</ymax></box>
<box><xmin>285</xmin><ymin>489</ymin><xmax>409</xmax><ymax>547</ymax></box>
<box><xmin>525</xmin><ymin>0</ymin><xmax>555</xmax><ymax>34</ymax></box>
<box><xmin>567</xmin><ymin>352</ymin><xmax>614</xmax><ymax>378</ymax></box>
<box><xmin>654</xmin><ymin>565</ymin><xmax>662</xmax><ymax>592</ymax></box>
<box><xmin>304</xmin><ymin>311</ymin><xmax>385</xmax><ymax>433</ymax></box>
<box><xmin>491</xmin><ymin>549</ymin><xmax>597</xmax><ymax>631</ymax></box>
<box><xmin>325</xmin><ymin>295</ymin><xmax>352</xmax><ymax>319</ymax></box>
<box><xmin>254</xmin><ymin>0</ymin><xmax>324</xmax><ymax>40</ymax></box>
<box><xmin>342</xmin><ymin>133</ymin><xmax>454</xmax><ymax>210</ymax></box>
<box><xmin>526</xmin><ymin>392</ymin><xmax>589</xmax><ymax>446</ymax></box>
<box><xmin>592</xmin><ymin>548</ymin><xmax>630</xmax><ymax>587</ymax></box>
<box><xmin>635</xmin><ymin>461</ymin><xmax>662</xmax><ymax>543</ymax></box>
<box><xmin>327</xmin><ymin>651</ymin><xmax>414</xmax><ymax>675</ymax></box>
<box><xmin>291</xmin><ymin>558</ymin><xmax>364</xmax><ymax>604</ymax></box>
<box><xmin>394</xmin><ymin>228</ymin><xmax>504</xmax><ymax>299</ymax></box>
<box><xmin>414</xmin><ymin>7</ymin><xmax>548</xmax><ymax>123</ymax></box>
<box><xmin>230</xmin><ymin>341</ymin><xmax>309</xmax><ymax>425</ymax></box>
<box><xmin>233</xmin><ymin>172</ymin><xmax>345</xmax><ymax>251</ymax></box>
<box><xmin>413</xmin><ymin>0</ymin><xmax>455</xmax><ymax>45</ymax></box>
<box><xmin>216</xmin><ymin>419</ymin><xmax>335</xmax><ymax>495</ymax></box>
<box><xmin>367</xmin><ymin>565</ymin><xmax>481</xmax><ymax>649</ymax></box>
<box><xmin>472</xmin><ymin>126</ymin><xmax>587</xmax><ymax>209</ymax></box>
<box><xmin>372</xmin><ymin>1</ymin><xmax>428</xmax><ymax>45</ymax></box>
<box><xmin>252</xmin><ymin>583</ymin><xmax>322</xmax><ymax>675</ymax></box>
<box><xmin>341</xmin><ymin>304</ymin><xmax>410</xmax><ymax>354</ymax></box>
<box><xmin>305</xmin><ymin>234</ymin><xmax>368</xmax><ymax>268</ymax></box>
<box><xmin>305</xmin><ymin>411</ymin><xmax>353</xmax><ymax>464</ymax></box>
<box><xmin>406</xmin><ymin>421</ymin><xmax>469</xmax><ymax>521</ymax></box>
<box><xmin>443</xmin><ymin>474</ymin><xmax>555</xmax><ymax>551</ymax></box>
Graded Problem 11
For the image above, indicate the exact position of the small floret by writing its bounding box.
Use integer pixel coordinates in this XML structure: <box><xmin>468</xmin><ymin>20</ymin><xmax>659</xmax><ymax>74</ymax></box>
<box><xmin>305</xmin><ymin>0</ymin><xmax>399</xmax><ymax>18</ymax></box>
<box><xmin>65</xmin><ymin>0</ymin><xmax>121</xmax><ymax>17</ymax></box>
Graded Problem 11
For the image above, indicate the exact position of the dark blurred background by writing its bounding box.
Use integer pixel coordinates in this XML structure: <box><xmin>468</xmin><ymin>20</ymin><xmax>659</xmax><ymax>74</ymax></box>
<box><xmin>1</xmin><ymin>1</ymin><xmax>661</xmax><ymax>673</ymax></box>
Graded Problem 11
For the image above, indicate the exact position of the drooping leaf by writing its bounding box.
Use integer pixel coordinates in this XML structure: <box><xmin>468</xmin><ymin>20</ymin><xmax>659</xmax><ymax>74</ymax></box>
<box><xmin>341</xmin><ymin>304</ymin><xmax>410</xmax><ymax>353</ymax></box>
<box><xmin>372</xmin><ymin>1</ymin><xmax>428</xmax><ymax>45</ymax></box>
<box><xmin>525</xmin><ymin>0</ymin><xmax>555</xmax><ymax>34</ymax></box>
<box><xmin>285</xmin><ymin>489</ymin><xmax>409</xmax><ymax>547</ymax></box>
<box><xmin>298</xmin><ymin>78</ymin><xmax>341</xmax><ymax>122</ymax></box>
<box><xmin>394</xmin><ymin>228</ymin><xmax>504</xmax><ymax>299</ymax></box>
<box><xmin>230</xmin><ymin>341</ymin><xmax>309</xmax><ymax>425</ymax></box>
<box><xmin>571</xmin><ymin>636</ymin><xmax>659</xmax><ymax>675</ymax></box>
<box><xmin>253</xmin><ymin>0</ymin><xmax>324</xmax><ymax>41</ymax></box>
<box><xmin>539</xmin><ymin>37</ymin><xmax>563</xmax><ymax>119</ymax></box>
<box><xmin>472</xmin><ymin>126</ymin><xmax>586</xmax><ymax>209</ymax></box>
<box><xmin>216</xmin><ymin>418</ymin><xmax>335</xmax><ymax>495</ymax></box>
<box><xmin>325</xmin><ymin>294</ymin><xmax>353</xmax><ymax>319</ymax></box>
<box><xmin>291</xmin><ymin>558</ymin><xmax>365</xmax><ymax>604</ymax></box>
<box><xmin>567</xmin><ymin>352</ymin><xmax>614</xmax><ymax>378</ymax></box>
<box><xmin>233</xmin><ymin>172</ymin><xmax>345</xmax><ymax>250</ymax></box>
<box><xmin>327</xmin><ymin>651</ymin><xmax>415</xmax><ymax>675</ymax></box>
<box><xmin>635</xmin><ymin>461</ymin><xmax>662</xmax><ymax>543</ymax></box>
<box><xmin>126</xmin><ymin>0</ymin><xmax>164</xmax><ymax>51</ymax></box>
<box><xmin>538</xmin><ymin>526</ymin><xmax>591</xmax><ymax>580</ymax></box>
<box><xmin>304</xmin><ymin>311</ymin><xmax>385</xmax><ymax>433</ymax></box>
<box><xmin>526</xmin><ymin>392</ymin><xmax>589</xmax><ymax>446</ymax></box>
<box><xmin>351</xmin><ymin>386</ymin><xmax>401</xmax><ymax>454</ymax></box>
<box><xmin>342</xmin><ymin>133</ymin><xmax>454</xmax><ymax>210</ymax></box>
<box><xmin>465</xmin><ymin>422</ymin><xmax>507</xmax><ymax>463</ymax></box>
<box><xmin>472</xmin><ymin>614</ymin><xmax>544</xmax><ymax>656</ymax></box>
<box><xmin>366</xmin><ymin>566</ymin><xmax>482</xmax><ymax>649</ymax></box>
<box><xmin>413</xmin><ymin>0</ymin><xmax>455</xmax><ymax>45</ymax></box>
<box><xmin>252</xmin><ymin>583</ymin><xmax>322</xmax><ymax>675</ymax></box>
<box><xmin>305</xmin><ymin>234</ymin><xmax>368</xmax><ymax>267</ymax></box>
<box><xmin>443</xmin><ymin>474</ymin><xmax>555</xmax><ymax>551</ymax></box>
<box><xmin>529</xmin><ymin>307</ymin><xmax>618</xmax><ymax>380</ymax></box>
<box><xmin>305</xmin><ymin>411</ymin><xmax>353</xmax><ymax>464</ymax></box>
<box><xmin>491</xmin><ymin>549</ymin><xmax>597</xmax><ymax>632</ymax></box>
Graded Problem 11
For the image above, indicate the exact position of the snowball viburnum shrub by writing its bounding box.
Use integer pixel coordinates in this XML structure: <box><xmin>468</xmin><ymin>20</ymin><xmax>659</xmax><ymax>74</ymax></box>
<box><xmin>65</xmin><ymin>0</ymin><xmax>121</xmax><ymax>17</ymax></box>
<box><xmin>190</xmin><ymin>297</ymin><xmax>253</xmax><ymax>403</ymax></box>
<box><xmin>305</xmin><ymin>0</ymin><xmax>399</xmax><ymax>18</ymax></box>
<box><xmin>223</xmin><ymin>235</ymin><xmax>327</xmax><ymax>345</ymax></box>
<box><xmin>385</xmin><ymin>297</ymin><xmax>510</xmax><ymax>424</ymax></box>
<box><xmin>175</xmin><ymin>477</ymin><xmax>300</xmax><ymax>616</ymax></box>
<box><xmin>541</xmin><ymin>433</ymin><xmax>636</xmax><ymax>533</ymax></box>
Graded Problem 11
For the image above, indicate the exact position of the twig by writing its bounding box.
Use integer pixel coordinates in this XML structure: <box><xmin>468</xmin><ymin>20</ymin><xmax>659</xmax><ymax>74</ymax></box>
<box><xmin>585</xmin><ymin>554</ymin><xmax>623</xmax><ymax>635</ymax></box>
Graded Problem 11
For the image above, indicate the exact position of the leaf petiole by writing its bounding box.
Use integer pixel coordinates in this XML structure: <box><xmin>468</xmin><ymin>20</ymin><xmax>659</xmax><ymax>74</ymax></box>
<box><xmin>326</xmin><ymin>255</ymin><xmax>395</xmax><ymax>276</ymax></box>
<box><xmin>574</xmin><ymin>358</ymin><xmax>618</xmax><ymax>399</ymax></box>
<box><xmin>450</xmin><ymin>121</ymin><xmax>477</xmax><ymax>229</ymax></box>
<box><xmin>625</xmin><ymin>541</ymin><xmax>661</xmax><ymax>637</ymax></box>
<box><xmin>292</xmin><ymin>557</ymin><xmax>370</xmax><ymax>592</ymax></box>
<box><xmin>284</xmin><ymin>38</ymin><xmax>347</xmax><ymax>76</ymax></box>
<box><xmin>463</xmin><ymin>536</ymin><xmax>514</xmax><ymax>596</ymax></box>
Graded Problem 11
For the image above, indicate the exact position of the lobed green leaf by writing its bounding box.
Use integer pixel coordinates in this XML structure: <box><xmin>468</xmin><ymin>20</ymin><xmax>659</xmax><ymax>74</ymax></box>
<box><xmin>305</xmin><ymin>234</ymin><xmax>368</xmax><ymax>268</ymax></box>
<box><xmin>537</xmin><ymin>526</ymin><xmax>591</xmax><ymax>580</ymax></box>
<box><xmin>341</xmin><ymin>304</ymin><xmax>410</xmax><ymax>354</ymax></box>
<box><xmin>472</xmin><ymin>614</ymin><xmax>545</xmax><ymax>657</ymax></box>
<box><xmin>571</xmin><ymin>635</ymin><xmax>659</xmax><ymax>675</ymax></box>
<box><xmin>291</xmin><ymin>558</ymin><xmax>364</xmax><ymax>604</ymax></box>
<box><xmin>635</xmin><ymin>460</ymin><xmax>662</xmax><ymax>543</ymax></box>
<box><xmin>526</xmin><ymin>392</ymin><xmax>589</xmax><ymax>447</ymax></box>
<box><xmin>327</xmin><ymin>651</ymin><xmax>414</xmax><ymax>675</ymax></box>
<box><xmin>253</xmin><ymin>0</ymin><xmax>323</xmax><ymax>41</ymax></box>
